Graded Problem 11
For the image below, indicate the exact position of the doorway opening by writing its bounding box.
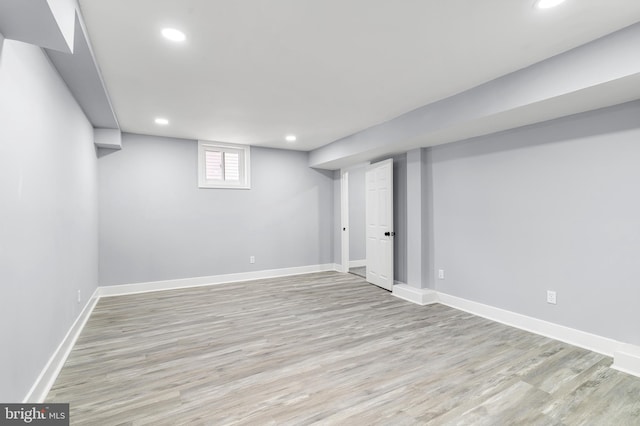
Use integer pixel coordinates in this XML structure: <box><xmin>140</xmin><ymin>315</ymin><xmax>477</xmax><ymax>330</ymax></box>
<box><xmin>341</xmin><ymin>160</ymin><xmax>394</xmax><ymax>291</ymax></box>
<box><xmin>341</xmin><ymin>166</ymin><xmax>367</xmax><ymax>279</ymax></box>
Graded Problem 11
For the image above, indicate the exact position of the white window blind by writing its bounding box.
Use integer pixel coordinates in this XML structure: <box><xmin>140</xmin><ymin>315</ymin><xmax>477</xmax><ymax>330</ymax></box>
<box><xmin>204</xmin><ymin>150</ymin><xmax>223</xmax><ymax>181</ymax></box>
<box><xmin>224</xmin><ymin>152</ymin><xmax>240</xmax><ymax>181</ymax></box>
<box><xmin>198</xmin><ymin>141</ymin><xmax>250</xmax><ymax>189</ymax></box>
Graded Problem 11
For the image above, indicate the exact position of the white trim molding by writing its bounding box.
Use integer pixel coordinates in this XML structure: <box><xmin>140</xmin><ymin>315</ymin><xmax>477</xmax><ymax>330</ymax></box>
<box><xmin>612</xmin><ymin>344</ymin><xmax>640</xmax><ymax>378</ymax></box>
<box><xmin>432</xmin><ymin>291</ymin><xmax>640</xmax><ymax>378</ymax></box>
<box><xmin>23</xmin><ymin>288</ymin><xmax>100</xmax><ymax>403</ymax></box>
<box><xmin>24</xmin><ymin>264</ymin><xmax>341</xmax><ymax>402</ymax></box>
<box><xmin>340</xmin><ymin>169</ymin><xmax>350</xmax><ymax>273</ymax></box>
<box><xmin>25</xmin><ymin>265</ymin><xmax>640</xmax><ymax>403</ymax></box>
<box><xmin>393</xmin><ymin>288</ymin><xmax>640</xmax><ymax>378</ymax></box>
<box><xmin>349</xmin><ymin>259</ymin><xmax>366</xmax><ymax>268</ymax></box>
<box><xmin>392</xmin><ymin>284</ymin><xmax>438</xmax><ymax>306</ymax></box>
<box><xmin>99</xmin><ymin>264</ymin><xmax>339</xmax><ymax>297</ymax></box>
<box><xmin>437</xmin><ymin>292</ymin><xmax>619</xmax><ymax>357</ymax></box>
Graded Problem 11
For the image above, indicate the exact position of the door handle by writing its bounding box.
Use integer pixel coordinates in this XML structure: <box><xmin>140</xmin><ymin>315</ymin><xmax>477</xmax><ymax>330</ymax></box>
<box><xmin>384</xmin><ymin>231</ymin><xmax>396</xmax><ymax>237</ymax></box>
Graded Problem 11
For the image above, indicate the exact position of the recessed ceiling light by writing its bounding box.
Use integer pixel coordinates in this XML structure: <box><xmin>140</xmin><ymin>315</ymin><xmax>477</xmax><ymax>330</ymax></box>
<box><xmin>161</xmin><ymin>28</ymin><xmax>186</xmax><ymax>42</ymax></box>
<box><xmin>285</xmin><ymin>135</ymin><xmax>297</xmax><ymax>142</ymax></box>
<box><xmin>535</xmin><ymin>0</ymin><xmax>566</xmax><ymax>9</ymax></box>
<box><xmin>155</xmin><ymin>117</ymin><xmax>169</xmax><ymax>125</ymax></box>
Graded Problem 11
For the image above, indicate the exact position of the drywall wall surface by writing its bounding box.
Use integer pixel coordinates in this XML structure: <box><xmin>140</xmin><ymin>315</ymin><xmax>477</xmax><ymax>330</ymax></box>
<box><xmin>0</xmin><ymin>39</ymin><xmax>98</xmax><ymax>401</ymax></box>
<box><xmin>393</xmin><ymin>154</ymin><xmax>408</xmax><ymax>284</ymax></box>
<box><xmin>406</xmin><ymin>149</ymin><xmax>423</xmax><ymax>288</ymax></box>
<box><xmin>99</xmin><ymin>134</ymin><xmax>334</xmax><ymax>285</ymax></box>
<box><xmin>431</xmin><ymin>100</ymin><xmax>640</xmax><ymax>345</ymax></box>
<box><xmin>348</xmin><ymin>166</ymin><xmax>366</xmax><ymax>261</ymax></box>
<box><xmin>332</xmin><ymin>170</ymin><xmax>341</xmax><ymax>265</ymax></box>
<box><xmin>421</xmin><ymin>148</ymin><xmax>436</xmax><ymax>289</ymax></box>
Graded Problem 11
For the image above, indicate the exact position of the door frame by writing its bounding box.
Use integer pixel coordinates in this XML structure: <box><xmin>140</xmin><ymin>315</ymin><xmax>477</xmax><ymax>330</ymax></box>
<box><xmin>340</xmin><ymin>170</ymin><xmax>349</xmax><ymax>273</ymax></box>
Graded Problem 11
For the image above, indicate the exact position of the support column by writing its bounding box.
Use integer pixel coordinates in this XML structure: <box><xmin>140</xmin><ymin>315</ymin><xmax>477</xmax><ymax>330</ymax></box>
<box><xmin>406</xmin><ymin>148</ymin><xmax>423</xmax><ymax>288</ymax></box>
<box><xmin>392</xmin><ymin>148</ymin><xmax>438</xmax><ymax>304</ymax></box>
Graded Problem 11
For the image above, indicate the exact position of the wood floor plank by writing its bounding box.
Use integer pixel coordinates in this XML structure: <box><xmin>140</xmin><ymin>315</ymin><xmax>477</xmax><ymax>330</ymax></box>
<box><xmin>46</xmin><ymin>272</ymin><xmax>640</xmax><ymax>425</ymax></box>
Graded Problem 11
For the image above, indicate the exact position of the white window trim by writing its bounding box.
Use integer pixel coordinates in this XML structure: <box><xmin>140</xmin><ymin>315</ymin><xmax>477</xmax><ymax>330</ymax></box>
<box><xmin>198</xmin><ymin>141</ymin><xmax>251</xmax><ymax>189</ymax></box>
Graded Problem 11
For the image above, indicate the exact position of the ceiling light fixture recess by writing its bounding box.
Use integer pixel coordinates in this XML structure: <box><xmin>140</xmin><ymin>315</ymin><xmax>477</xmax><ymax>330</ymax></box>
<box><xmin>161</xmin><ymin>28</ymin><xmax>186</xmax><ymax>42</ymax></box>
<box><xmin>155</xmin><ymin>117</ymin><xmax>169</xmax><ymax>125</ymax></box>
<box><xmin>535</xmin><ymin>0</ymin><xmax>566</xmax><ymax>9</ymax></box>
<box><xmin>285</xmin><ymin>135</ymin><xmax>297</xmax><ymax>142</ymax></box>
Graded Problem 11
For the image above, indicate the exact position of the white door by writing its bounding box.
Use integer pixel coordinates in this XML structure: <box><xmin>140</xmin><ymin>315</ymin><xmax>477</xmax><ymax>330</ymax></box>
<box><xmin>365</xmin><ymin>159</ymin><xmax>394</xmax><ymax>291</ymax></box>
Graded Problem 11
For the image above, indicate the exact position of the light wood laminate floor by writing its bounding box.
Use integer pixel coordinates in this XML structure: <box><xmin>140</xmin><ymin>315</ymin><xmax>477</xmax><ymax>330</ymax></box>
<box><xmin>47</xmin><ymin>272</ymin><xmax>640</xmax><ymax>425</ymax></box>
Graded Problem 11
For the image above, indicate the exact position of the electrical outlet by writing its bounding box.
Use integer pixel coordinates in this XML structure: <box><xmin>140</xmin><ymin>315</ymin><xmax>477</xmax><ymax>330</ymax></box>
<box><xmin>547</xmin><ymin>290</ymin><xmax>557</xmax><ymax>305</ymax></box>
<box><xmin>250</xmin><ymin>256</ymin><xmax>255</xmax><ymax>264</ymax></box>
<box><xmin>438</xmin><ymin>269</ymin><xmax>445</xmax><ymax>279</ymax></box>
<box><xmin>77</xmin><ymin>289</ymin><xmax>81</xmax><ymax>303</ymax></box>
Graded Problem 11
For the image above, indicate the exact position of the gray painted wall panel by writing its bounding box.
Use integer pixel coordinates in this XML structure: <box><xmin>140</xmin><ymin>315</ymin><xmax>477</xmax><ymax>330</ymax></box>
<box><xmin>430</xmin><ymin>101</ymin><xmax>640</xmax><ymax>345</ymax></box>
<box><xmin>348</xmin><ymin>166</ymin><xmax>366</xmax><ymax>261</ymax></box>
<box><xmin>332</xmin><ymin>170</ymin><xmax>341</xmax><ymax>265</ymax></box>
<box><xmin>393</xmin><ymin>154</ymin><xmax>408</xmax><ymax>284</ymax></box>
<box><xmin>406</xmin><ymin>149</ymin><xmax>423</xmax><ymax>288</ymax></box>
<box><xmin>422</xmin><ymin>148</ymin><xmax>435</xmax><ymax>289</ymax></box>
<box><xmin>99</xmin><ymin>134</ymin><xmax>334</xmax><ymax>286</ymax></box>
<box><xmin>0</xmin><ymin>39</ymin><xmax>98</xmax><ymax>401</ymax></box>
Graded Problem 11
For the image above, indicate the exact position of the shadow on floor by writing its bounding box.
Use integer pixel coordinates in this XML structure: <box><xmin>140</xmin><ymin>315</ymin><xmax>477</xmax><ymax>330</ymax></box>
<box><xmin>349</xmin><ymin>266</ymin><xmax>366</xmax><ymax>279</ymax></box>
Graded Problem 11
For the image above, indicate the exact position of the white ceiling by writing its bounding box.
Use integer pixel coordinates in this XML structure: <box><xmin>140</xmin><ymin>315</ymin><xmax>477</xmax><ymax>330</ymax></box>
<box><xmin>78</xmin><ymin>0</ymin><xmax>640</xmax><ymax>151</ymax></box>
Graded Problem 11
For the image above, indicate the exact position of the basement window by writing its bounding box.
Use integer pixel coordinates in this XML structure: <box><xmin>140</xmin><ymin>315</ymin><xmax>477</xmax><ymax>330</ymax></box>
<box><xmin>198</xmin><ymin>141</ymin><xmax>251</xmax><ymax>189</ymax></box>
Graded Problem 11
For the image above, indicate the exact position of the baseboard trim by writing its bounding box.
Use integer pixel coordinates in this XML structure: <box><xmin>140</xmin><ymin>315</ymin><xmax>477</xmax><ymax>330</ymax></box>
<box><xmin>438</xmin><ymin>292</ymin><xmax>640</xmax><ymax>378</ymax></box>
<box><xmin>437</xmin><ymin>292</ymin><xmax>619</xmax><ymax>357</ymax></box>
<box><xmin>393</xmin><ymin>289</ymin><xmax>640</xmax><ymax>378</ymax></box>
<box><xmin>348</xmin><ymin>259</ymin><xmax>366</xmax><ymax>268</ymax></box>
<box><xmin>612</xmin><ymin>344</ymin><xmax>640</xmax><ymax>378</ymax></box>
<box><xmin>99</xmin><ymin>263</ymin><xmax>340</xmax><ymax>297</ymax></box>
<box><xmin>23</xmin><ymin>287</ymin><xmax>100</xmax><ymax>403</ymax></box>
<box><xmin>24</xmin><ymin>264</ymin><xmax>342</xmax><ymax>402</ymax></box>
<box><xmin>392</xmin><ymin>284</ymin><xmax>438</xmax><ymax>306</ymax></box>
<box><xmin>26</xmin><ymin>266</ymin><xmax>640</xmax><ymax>403</ymax></box>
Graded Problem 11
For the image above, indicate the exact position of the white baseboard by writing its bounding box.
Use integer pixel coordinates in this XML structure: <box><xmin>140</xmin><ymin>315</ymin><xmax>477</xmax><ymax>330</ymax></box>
<box><xmin>348</xmin><ymin>259</ymin><xmax>366</xmax><ymax>268</ymax></box>
<box><xmin>99</xmin><ymin>263</ymin><xmax>339</xmax><ymax>297</ymax></box>
<box><xmin>24</xmin><ymin>264</ymin><xmax>341</xmax><ymax>402</ymax></box>
<box><xmin>392</xmin><ymin>284</ymin><xmax>438</xmax><ymax>306</ymax></box>
<box><xmin>612</xmin><ymin>344</ymin><xmax>640</xmax><ymax>378</ymax></box>
<box><xmin>26</xmin><ymin>266</ymin><xmax>640</xmax><ymax>403</ymax></box>
<box><xmin>437</xmin><ymin>292</ymin><xmax>619</xmax><ymax>356</ymax></box>
<box><xmin>23</xmin><ymin>287</ymin><xmax>100</xmax><ymax>403</ymax></box>
<box><xmin>435</xmin><ymin>292</ymin><xmax>640</xmax><ymax>378</ymax></box>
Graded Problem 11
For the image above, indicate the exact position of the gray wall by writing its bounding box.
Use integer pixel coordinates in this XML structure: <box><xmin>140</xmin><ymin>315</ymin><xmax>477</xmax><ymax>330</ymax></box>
<box><xmin>393</xmin><ymin>154</ymin><xmax>408</xmax><ymax>284</ymax></box>
<box><xmin>347</xmin><ymin>166</ymin><xmax>366</xmax><ymax>261</ymax></box>
<box><xmin>0</xmin><ymin>38</ymin><xmax>98</xmax><ymax>401</ymax></box>
<box><xmin>430</xmin><ymin>100</ymin><xmax>640</xmax><ymax>346</ymax></box>
<box><xmin>422</xmin><ymin>148</ymin><xmax>435</xmax><ymax>289</ymax></box>
<box><xmin>99</xmin><ymin>134</ymin><xmax>334</xmax><ymax>286</ymax></box>
<box><xmin>332</xmin><ymin>170</ymin><xmax>341</xmax><ymax>265</ymax></box>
